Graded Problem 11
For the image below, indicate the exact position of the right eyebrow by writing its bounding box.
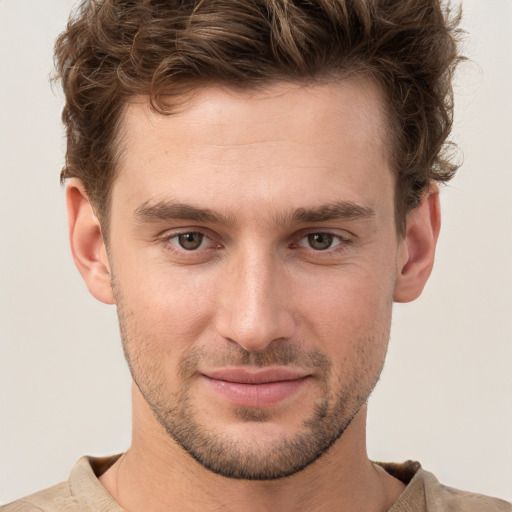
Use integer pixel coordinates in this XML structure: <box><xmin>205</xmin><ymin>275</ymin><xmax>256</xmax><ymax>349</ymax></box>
<box><xmin>133</xmin><ymin>201</ymin><xmax>235</xmax><ymax>226</ymax></box>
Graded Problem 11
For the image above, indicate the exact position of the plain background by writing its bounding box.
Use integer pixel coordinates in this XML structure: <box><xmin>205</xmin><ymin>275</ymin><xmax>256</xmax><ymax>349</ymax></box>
<box><xmin>0</xmin><ymin>0</ymin><xmax>511</xmax><ymax>505</ymax></box>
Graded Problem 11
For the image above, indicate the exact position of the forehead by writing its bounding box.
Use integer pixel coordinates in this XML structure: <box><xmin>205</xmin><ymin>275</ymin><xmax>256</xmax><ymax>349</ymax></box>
<box><xmin>122</xmin><ymin>78</ymin><xmax>387</xmax><ymax>150</ymax></box>
<box><xmin>113</xmin><ymin>79</ymin><xmax>392</xmax><ymax>219</ymax></box>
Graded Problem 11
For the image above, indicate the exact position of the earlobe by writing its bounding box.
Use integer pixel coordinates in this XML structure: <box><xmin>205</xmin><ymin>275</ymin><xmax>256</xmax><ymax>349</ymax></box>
<box><xmin>393</xmin><ymin>185</ymin><xmax>441</xmax><ymax>303</ymax></box>
<box><xmin>66</xmin><ymin>179</ymin><xmax>115</xmax><ymax>305</ymax></box>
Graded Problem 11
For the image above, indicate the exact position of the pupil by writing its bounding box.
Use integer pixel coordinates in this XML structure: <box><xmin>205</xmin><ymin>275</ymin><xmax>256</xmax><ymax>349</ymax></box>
<box><xmin>179</xmin><ymin>233</ymin><xmax>203</xmax><ymax>250</ymax></box>
<box><xmin>309</xmin><ymin>233</ymin><xmax>332</xmax><ymax>250</ymax></box>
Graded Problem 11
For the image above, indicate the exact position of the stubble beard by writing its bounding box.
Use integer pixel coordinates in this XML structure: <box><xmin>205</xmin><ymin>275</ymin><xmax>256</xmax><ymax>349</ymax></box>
<box><xmin>115</xmin><ymin>298</ymin><xmax>388</xmax><ymax>481</ymax></box>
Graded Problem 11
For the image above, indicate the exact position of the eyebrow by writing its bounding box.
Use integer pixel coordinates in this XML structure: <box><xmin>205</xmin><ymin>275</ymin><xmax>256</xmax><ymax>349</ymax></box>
<box><xmin>133</xmin><ymin>199</ymin><xmax>375</xmax><ymax>226</ymax></box>
<box><xmin>134</xmin><ymin>201</ymin><xmax>234</xmax><ymax>225</ymax></box>
<box><xmin>288</xmin><ymin>202</ymin><xmax>375</xmax><ymax>224</ymax></box>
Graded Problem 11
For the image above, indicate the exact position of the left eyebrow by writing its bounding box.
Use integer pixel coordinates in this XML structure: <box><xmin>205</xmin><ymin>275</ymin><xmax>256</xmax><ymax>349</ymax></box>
<box><xmin>287</xmin><ymin>201</ymin><xmax>376</xmax><ymax>224</ymax></box>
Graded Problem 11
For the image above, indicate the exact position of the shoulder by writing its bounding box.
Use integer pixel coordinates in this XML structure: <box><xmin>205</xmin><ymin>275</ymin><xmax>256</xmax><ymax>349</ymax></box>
<box><xmin>0</xmin><ymin>455</ymin><xmax>122</xmax><ymax>512</ymax></box>
<box><xmin>421</xmin><ymin>470</ymin><xmax>511</xmax><ymax>512</ymax></box>
<box><xmin>379</xmin><ymin>461</ymin><xmax>511</xmax><ymax>512</ymax></box>
<box><xmin>0</xmin><ymin>482</ymin><xmax>78</xmax><ymax>512</ymax></box>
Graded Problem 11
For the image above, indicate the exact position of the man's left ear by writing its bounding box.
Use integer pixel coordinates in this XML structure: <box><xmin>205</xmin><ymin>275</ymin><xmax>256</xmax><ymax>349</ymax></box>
<box><xmin>393</xmin><ymin>185</ymin><xmax>441</xmax><ymax>303</ymax></box>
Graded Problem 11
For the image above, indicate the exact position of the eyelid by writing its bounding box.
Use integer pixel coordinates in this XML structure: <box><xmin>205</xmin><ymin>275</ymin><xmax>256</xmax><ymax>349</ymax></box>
<box><xmin>296</xmin><ymin>228</ymin><xmax>352</xmax><ymax>241</ymax></box>
<box><xmin>297</xmin><ymin>233</ymin><xmax>344</xmax><ymax>249</ymax></box>
<box><xmin>291</xmin><ymin>229</ymin><xmax>355</xmax><ymax>254</ymax></box>
<box><xmin>160</xmin><ymin>228</ymin><xmax>222</xmax><ymax>253</ymax></box>
<box><xmin>156</xmin><ymin>225</ymin><xmax>214</xmax><ymax>241</ymax></box>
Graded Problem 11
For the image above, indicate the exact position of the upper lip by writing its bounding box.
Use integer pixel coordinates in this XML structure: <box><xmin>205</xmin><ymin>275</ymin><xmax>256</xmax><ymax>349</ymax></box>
<box><xmin>202</xmin><ymin>367</ymin><xmax>310</xmax><ymax>384</ymax></box>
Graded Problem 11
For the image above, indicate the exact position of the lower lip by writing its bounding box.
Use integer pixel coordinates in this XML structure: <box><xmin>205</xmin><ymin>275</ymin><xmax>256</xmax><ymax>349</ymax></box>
<box><xmin>203</xmin><ymin>376</ymin><xmax>309</xmax><ymax>408</ymax></box>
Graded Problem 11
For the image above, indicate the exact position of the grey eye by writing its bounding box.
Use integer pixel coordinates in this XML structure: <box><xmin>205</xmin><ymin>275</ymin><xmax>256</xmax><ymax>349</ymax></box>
<box><xmin>178</xmin><ymin>232</ymin><xmax>204</xmax><ymax>250</ymax></box>
<box><xmin>306</xmin><ymin>233</ymin><xmax>334</xmax><ymax>250</ymax></box>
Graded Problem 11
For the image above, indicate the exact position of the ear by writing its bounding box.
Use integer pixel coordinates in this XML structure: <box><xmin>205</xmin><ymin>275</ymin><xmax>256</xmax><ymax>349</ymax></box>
<box><xmin>393</xmin><ymin>185</ymin><xmax>441</xmax><ymax>303</ymax></box>
<box><xmin>66</xmin><ymin>178</ymin><xmax>115</xmax><ymax>305</ymax></box>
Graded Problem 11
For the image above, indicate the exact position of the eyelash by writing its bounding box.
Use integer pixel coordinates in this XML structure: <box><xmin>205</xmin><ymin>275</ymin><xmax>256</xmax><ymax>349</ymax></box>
<box><xmin>293</xmin><ymin>232</ymin><xmax>348</xmax><ymax>252</ymax></box>
<box><xmin>166</xmin><ymin>231</ymin><xmax>220</xmax><ymax>252</ymax></box>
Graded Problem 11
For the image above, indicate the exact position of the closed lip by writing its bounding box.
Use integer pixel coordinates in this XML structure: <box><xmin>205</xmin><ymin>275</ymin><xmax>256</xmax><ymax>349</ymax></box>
<box><xmin>202</xmin><ymin>367</ymin><xmax>310</xmax><ymax>384</ymax></box>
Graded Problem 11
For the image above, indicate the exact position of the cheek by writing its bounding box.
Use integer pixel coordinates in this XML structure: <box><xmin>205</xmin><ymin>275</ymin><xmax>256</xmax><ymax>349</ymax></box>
<box><xmin>293</xmin><ymin>264</ymin><xmax>395</xmax><ymax>354</ymax></box>
<box><xmin>113</xmin><ymin>259</ymin><xmax>217</xmax><ymax>356</ymax></box>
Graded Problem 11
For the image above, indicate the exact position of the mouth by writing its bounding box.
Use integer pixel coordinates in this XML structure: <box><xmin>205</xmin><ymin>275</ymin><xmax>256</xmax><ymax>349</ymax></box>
<box><xmin>201</xmin><ymin>368</ymin><xmax>311</xmax><ymax>408</ymax></box>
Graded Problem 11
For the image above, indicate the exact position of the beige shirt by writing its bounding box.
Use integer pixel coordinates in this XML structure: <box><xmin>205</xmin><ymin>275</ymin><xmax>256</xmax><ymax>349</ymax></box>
<box><xmin>1</xmin><ymin>456</ymin><xmax>510</xmax><ymax>511</ymax></box>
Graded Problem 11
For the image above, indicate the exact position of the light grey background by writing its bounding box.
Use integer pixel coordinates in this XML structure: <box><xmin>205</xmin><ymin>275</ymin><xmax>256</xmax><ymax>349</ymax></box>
<box><xmin>1</xmin><ymin>0</ymin><xmax>511</xmax><ymax>505</ymax></box>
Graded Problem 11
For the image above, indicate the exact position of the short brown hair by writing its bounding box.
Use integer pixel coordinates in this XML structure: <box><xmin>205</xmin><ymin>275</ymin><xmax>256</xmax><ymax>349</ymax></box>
<box><xmin>54</xmin><ymin>0</ymin><xmax>463</xmax><ymax>235</ymax></box>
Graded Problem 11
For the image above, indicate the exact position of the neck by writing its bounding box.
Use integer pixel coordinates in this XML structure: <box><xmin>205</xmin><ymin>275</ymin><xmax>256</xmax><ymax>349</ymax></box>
<box><xmin>100</xmin><ymin>384</ymin><xmax>404</xmax><ymax>512</ymax></box>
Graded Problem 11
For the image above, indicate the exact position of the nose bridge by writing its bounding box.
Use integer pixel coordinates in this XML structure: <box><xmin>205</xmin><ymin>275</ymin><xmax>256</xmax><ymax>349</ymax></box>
<box><xmin>216</xmin><ymin>242</ymin><xmax>295</xmax><ymax>352</ymax></box>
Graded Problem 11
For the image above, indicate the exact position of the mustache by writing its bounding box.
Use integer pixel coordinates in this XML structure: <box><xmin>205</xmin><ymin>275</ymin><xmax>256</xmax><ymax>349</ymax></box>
<box><xmin>179</xmin><ymin>342</ymin><xmax>332</xmax><ymax>379</ymax></box>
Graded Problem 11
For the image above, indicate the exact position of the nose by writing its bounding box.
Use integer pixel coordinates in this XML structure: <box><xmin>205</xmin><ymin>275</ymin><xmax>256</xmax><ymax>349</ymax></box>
<box><xmin>215</xmin><ymin>248</ymin><xmax>297</xmax><ymax>352</ymax></box>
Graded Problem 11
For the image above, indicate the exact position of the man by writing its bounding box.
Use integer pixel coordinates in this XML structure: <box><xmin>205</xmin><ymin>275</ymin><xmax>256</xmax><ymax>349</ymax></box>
<box><xmin>2</xmin><ymin>0</ymin><xmax>510</xmax><ymax>510</ymax></box>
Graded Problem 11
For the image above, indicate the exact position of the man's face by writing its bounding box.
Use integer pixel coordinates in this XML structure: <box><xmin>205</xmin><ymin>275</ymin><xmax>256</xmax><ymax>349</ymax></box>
<box><xmin>107</xmin><ymin>80</ymin><xmax>405</xmax><ymax>479</ymax></box>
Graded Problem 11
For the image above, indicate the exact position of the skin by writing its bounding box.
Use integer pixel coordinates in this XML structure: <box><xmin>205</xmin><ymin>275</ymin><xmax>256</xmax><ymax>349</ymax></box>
<box><xmin>67</xmin><ymin>79</ymin><xmax>440</xmax><ymax>511</ymax></box>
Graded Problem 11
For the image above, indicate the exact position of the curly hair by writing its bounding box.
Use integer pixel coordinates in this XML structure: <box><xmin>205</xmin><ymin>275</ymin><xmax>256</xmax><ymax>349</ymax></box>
<box><xmin>54</xmin><ymin>0</ymin><xmax>463</xmax><ymax>235</ymax></box>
